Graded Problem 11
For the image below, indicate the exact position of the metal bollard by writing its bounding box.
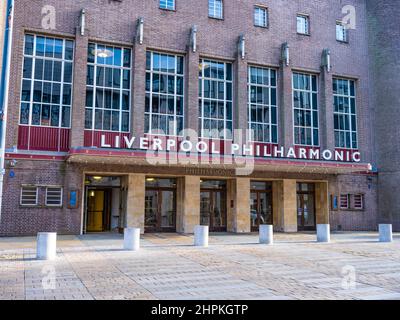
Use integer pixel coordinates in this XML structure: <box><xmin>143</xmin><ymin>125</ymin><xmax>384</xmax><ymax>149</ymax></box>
<box><xmin>379</xmin><ymin>224</ymin><xmax>393</xmax><ymax>243</ymax></box>
<box><xmin>194</xmin><ymin>225</ymin><xmax>209</xmax><ymax>247</ymax></box>
<box><xmin>124</xmin><ymin>227</ymin><xmax>141</xmax><ymax>251</ymax></box>
<box><xmin>259</xmin><ymin>225</ymin><xmax>273</xmax><ymax>245</ymax></box>
<box><xmin>317</xmin><ymin>224</ymin><xmax>330</xmax><ymax>243</ymax></box>
<box><xmin>36</xmin><ymin>232</ymin><xmax>57</xmax><ymax>260</ymax></box>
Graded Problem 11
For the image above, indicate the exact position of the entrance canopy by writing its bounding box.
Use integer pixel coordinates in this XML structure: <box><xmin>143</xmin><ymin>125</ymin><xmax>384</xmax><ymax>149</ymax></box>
<box><xmin>67</xmin><ymin>148</ymin><xmax>371</xmax><ymax>175</ymax></box>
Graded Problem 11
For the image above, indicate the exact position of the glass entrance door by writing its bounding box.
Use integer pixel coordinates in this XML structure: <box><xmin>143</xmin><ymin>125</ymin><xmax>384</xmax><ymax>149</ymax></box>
<box><xmin>200</xmin><ymin>180</ymin><xmax>227</xmax><ymax>232</ymax></box>
<box><xmin>250</xmin><ymin>192</ymin><xmax>273</xmax><ymax>231</ymax></box>
<box><xmin>86</xmin><ymin>189</ymin><xmax>112</xmax><ymax>232</ymax></box>
<box><xmin>250</xmin><ymin>181</ymin><xmax>273</xmax><ymax>231</ymax></box>
<box><xmin>145</xmin><ymin>178</ymin><xmax>177</xmax><ymax>232</ymax></box>
<box><xmin>297</xmin><ymin>183</ymin><xmax>316</xmax><ymax>231</ymax></box>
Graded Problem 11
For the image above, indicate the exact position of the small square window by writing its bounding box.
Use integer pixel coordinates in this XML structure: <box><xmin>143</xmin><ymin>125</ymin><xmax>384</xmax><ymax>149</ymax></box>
<box><xmin>159</xmin><ymin>0</ymin><xmax>175</xmax><ymax>11</ymax></box>
<box><xmin>340</xmin><ymin>194</ymin><xmax>349</xmax><ymax>209</ymax></box>
<box><xmin>46</xmin><ymin>187</ymin><xmax>63</xmax><ymax>207</ymax></box>
<box><xmin>336</xmin><ymin>22</ymin><xmax>348</xmax><ymax>42</ymax></box>
<box><xmin>209</xmin><ymin>0</ymin><xmax>223</xmax><ymax>19</ymax></box>
<box><xmin>352</xmin><ymin>194</ymin><xmax>364</xmax><ymax>210</ymax></box>
<box><xmin>20</xmin><ymin>186</ymin><xmax>38</xmax><ymax>206</ymax></box>
<box><xmin>254</xmin><ymin>6</ymin><xmax>268</xmax><ymax>28</ymax></box>
<box><xmin>297</xmin><ymin>14</ymin><xmax>310</xmax><ymax>35</ymax></box>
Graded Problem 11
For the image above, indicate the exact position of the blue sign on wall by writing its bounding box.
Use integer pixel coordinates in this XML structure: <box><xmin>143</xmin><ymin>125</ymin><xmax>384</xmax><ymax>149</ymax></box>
<box><xmin>69</xmin><ymin>191</ymin><xmax>77</xmax><ymax>208</ymax></box>
<box><xmin>332</xmin><ymin>195</ymin><xmax>338</xmax><ymax>210</ymax></box>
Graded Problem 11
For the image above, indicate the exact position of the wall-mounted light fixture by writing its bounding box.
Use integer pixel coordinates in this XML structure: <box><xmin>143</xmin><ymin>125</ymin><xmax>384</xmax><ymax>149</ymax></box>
<box><xmin>238</xmin><ymin>34</ymin><xmax>246</xmax><ymax>60</ymax></box>
<box><xmin>322</xmin><ymin>48</ymin><xmax>331</xmax><ymax>72</ymax></box>
<box><xmin>8</xmin><ymin>159</ymin><xmax>17</xmax><ymax>167</ymax></box>
<box><xmin>92</xmin><ymin>48</ymin><xmax>113</xmax><ymax>58</ymax></box>
<box><xmin>79</xmin><ymin>9</ymin><xmax>86</xmax><ymax>36</ymax></box>
<box><xmin>137</xmin><ymin>17</ymin><xmax>144</xmax><ymax>45</ymax></box>
<box><xmin>190</xmin><ymin>25</ymin><xmax>197</xmax><ymax>53</ymax></box>
<box><xmin>281</xmin><ymin>42</ymin><xmax>290</xmax><ymax>66</ymax></box>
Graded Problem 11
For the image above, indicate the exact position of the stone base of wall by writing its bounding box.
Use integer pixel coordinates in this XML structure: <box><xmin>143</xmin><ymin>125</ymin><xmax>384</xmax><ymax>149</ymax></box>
<box><xmin>0</xmin><ymin>160</ymin><xmax>82</xmax><ymax>236</ymax></box>
<box><xmin>0</xmin><ymin>160</ymin><xmax>380</xmax><ymax>236</ymax></box>
<box><xmin>328</xmin><ymin>174</ymin><xmax>378</xmax><ymax>231</ymax></box>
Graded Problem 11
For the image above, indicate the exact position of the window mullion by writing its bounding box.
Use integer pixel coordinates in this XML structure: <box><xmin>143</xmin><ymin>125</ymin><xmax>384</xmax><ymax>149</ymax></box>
<box><xmin>59</xmin><ymin>42</ymin><xmax>65</xmax><ymax>128</ymax></box>
<box><xmin>119</xmin><ymin>66</ymin><xmax>123</xmax><ymax>132</ymax></box>
<box><xmin>28</xmin><ymin>36</ymin><xmax>37</xmax><ymax>127</ymax></box>
<box><xmin>223</xmin><ymin>63</ymin><xmax>227</xmax><ymax>140</ymax></box>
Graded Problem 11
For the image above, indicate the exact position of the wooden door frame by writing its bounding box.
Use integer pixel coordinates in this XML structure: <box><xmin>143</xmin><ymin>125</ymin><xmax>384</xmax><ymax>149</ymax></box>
<box><xmin>84</xmin><ymin>187</ymin><xmax>116</xmax><ymax>233</ymax></box>
<box><xmin>200</xmin><ymin>188</ymin><xmax>227</xmax><ymax>232</ymax></box>
<box><xmin>250</xmin><ymin>189</ymin><xmax>274</xmax><ymax>232</ymax></box>
<box><xmin>250</xmin><ymin>190</ymin><xmax>273</xmax><ymax>232</ymax></box>
<box><xmin>145</xmin><ymin>187</ymin><xmax>177</xmax><ymax>233</ymax></box>
<box><xmin>85</xmin><ymin>188</ymin><xmax>112</xmax><ymax>232</ymax></box>
<box><xmin>297</xmin><ymin>190</ymin><xmax>317</xmax><ymax>231</ymax></box>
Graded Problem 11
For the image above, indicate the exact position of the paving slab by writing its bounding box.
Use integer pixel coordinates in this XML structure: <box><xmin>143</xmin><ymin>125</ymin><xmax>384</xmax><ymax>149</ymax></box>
<box><xmin>0</xmin><ymin>232</ymin><xmax>399</xmax><ymax>300</ymax></box>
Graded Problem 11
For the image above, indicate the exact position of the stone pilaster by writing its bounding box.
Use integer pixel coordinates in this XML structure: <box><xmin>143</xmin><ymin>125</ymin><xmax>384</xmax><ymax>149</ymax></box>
<box><xmin>126</xmin><ymin>173</ymin><xmax>145</xmax><ymax>233</ymax></box>
<box><xmin>273</xmin><ymin>179</ymin><xmax>297</xmax><ymax>232</ymax></box>
<box><xmin>315</xmin><ymin>181</ymin><xmax>330</xmax><ymax>225</ymax></box>
<box><xmin>70</xmin><ymin>29</ymin><xmax>88</xmax><ymax>147</ymax></box>
<box><xmin>177</xmin><ymin>176</ymin><xmax>200</xmax><ymax>233</ymax></box>
<box><xmin>186</xmin><ymin>46</ymin><xmax>200</xmax><ymax>132</ymax></box>
<box><xmin>320</xmin><ymin>68</ymin><xmax>335</xmax><ymax>150</ymax></box>
<box><xmin>235</xmin><ymin>51</ymin><xmax>248</xmax><ymax>136</ymax></box>
<box><xmin>279</xmin><ymin>62</ymin><xmax>293</xmax><ymax>149</ymax></box>
<box><xmin>227</xmin><ymin>178</ymin><xmax>250</xmax><ymax>233</ymax></box>
<box><xmin>131</xmin><ymin>43</ymin><xmax>146</xmax><ymax>145</ymax></box>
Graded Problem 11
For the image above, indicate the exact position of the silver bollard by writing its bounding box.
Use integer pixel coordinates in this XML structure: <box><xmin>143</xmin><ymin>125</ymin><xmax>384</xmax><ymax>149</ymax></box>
<box><xmin>259</xmin><ymin>225</ymin><xmax>273</xmax><ymax>245</ymax></box>
<box><xmin>317</xmin><ymin>224</ymin><xmax>330</xmax><ymax>243</ymax></box>
<box><xmin>194</xmin><ymin>225</ymin><xmax>209</xmax><ymax>247</ymax></box>
<box><xmin>379</xmin><ymin>224</ymin><xmax>393</xmax><ymax>242</ymax></box>
<box><xmin>36</xmin><ymin>232</ymin><xmax>57</xmax><ymax>260</ymax></box>
<box><xmin>124</xmin><ymin>227</ymin><xmax>141</xmax><ymax>251</ymax></box>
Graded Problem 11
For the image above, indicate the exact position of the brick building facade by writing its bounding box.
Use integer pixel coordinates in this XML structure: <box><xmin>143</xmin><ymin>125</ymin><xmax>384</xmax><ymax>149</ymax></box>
<box><xmin>0</xmin><ymin>1</ymin><xmax>6</xmax><ymax>77</ymax></box>
<box><xmin>1</xmin><ymin>0</ymin><xmax>397</xmax><ymax>236</ymax></box>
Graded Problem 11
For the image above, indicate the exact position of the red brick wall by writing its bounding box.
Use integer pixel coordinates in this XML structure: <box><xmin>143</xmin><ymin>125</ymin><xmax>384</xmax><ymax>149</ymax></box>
<box><xmin>0</xmin><ymin>161</ymin><xmax>83</xmax><ymax>236</ymax></box>
<box><xmin>1</xmin><ymin>0</ymin><xmax>382</xmax><ymax>235</ymax></box>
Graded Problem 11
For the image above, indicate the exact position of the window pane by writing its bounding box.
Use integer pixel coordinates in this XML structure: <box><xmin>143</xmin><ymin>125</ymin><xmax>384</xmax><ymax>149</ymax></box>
<box><xmin>64</xmin><ymin>62</ymin><xmax>73</xmax><ymax>83</ymax></box>
<box><xmin>86</xmin><ymin>43</ymin><xmax>131</xmax><ymax>132</ymax></box>
<box><xmin>248</xmin><ymin>66</ymin><xmax>277</xmax><ymax>143</ymax></box>
<box><xmin>20</xmin><ymin>103</ymin><xmax>30</xmax><ymax>124</ymax></box>
<box><xmin>51</xmin><ymin>105</ymin><xmax>60</xmax><ymax>126</ymax></box>
<box><xmin>85</xmin><ymin>108</ymin><xmax>93</xmax><ymax>129</ymax></box>
<box><xmin>42</xmin><ymin>82</ymin><xmax>51</xmax><ymax>103</ymax></box>
<box><xmin>65</xmin><ymin>40</ymin><xmax>74</xmax><ymax>60</ymax></box>
<box><xmin>32</xmin><ymin>104</ymin><xmax>41</xmax><ymax>125</ymax></box>
<box><xmin>333</xmin><ymin>78</ymin><xmax>358</xmax><ymax>149</ymax></box>
<box><xmin>160</xmin><ymin>0</ymin><xmax>175</xmax><ymax>10</ymax></box>
<box><xmin>44</xmin><ymin>60</ymin><xmax>53</xmax><ymax>81</ymax></box>
<box><xmin>21</xmin><ymin>80</ymin><xmax>31</xmax><ymax>102</ymax></box>
<box><xmin>88</xmin><ymin>43</ymin><xmax>95</xmax><ymax>63</ymax></box>
<box><xmin>61</xmin><ymin>106</ymin><xmax>71</xmax><ymax>128</ymax></box>
<box><xmin>145</xmin><ymin>51</ymin><xmax>185</xmax><ymax>136</ymax></box>
<box><xmin>23</xmin><ymin>58</ymin><xmax>33</xmax><ymax>79</ymax></box>
<box><xmin>63</xmin><ymin>84</ymin><xmax>72</xmax><ymax>105</ymax></box>
<box><xmin>123</xmin><ymin>49</ymin><xmax>131</xmax><ymax>67</ymax></box>
<box><xmin>209</xmin><ymin>0</ymin><xmax>223</xmax><ymax>19</ymax></box>
<box><xmin>24</xmin><ymin>35</ymin><xmax>34</xmax><ymax>55</ymax></box>
<box><xmin>54</xmin><ymin>39</ymin><xmax>63</xmax><ymax>59</ymax></box>
<box><xmin>41</xmin><ymin>104</ymin><xmax>50</xmax><ymax>126</ymax></box>
<box><xmin>36</xmin><ymin>37</ymin><xmax>45</xmax><ymax>56</ymax></box>
<box><xmin>293</xmin><ymin>72</ymin><xmax>318</xmax><ymax>146</ymax></box>
<box><xmin>45</xmin><ymin>38</ymin><xmax>55</xmax><ymax>57</ymax></box>
<box><xmin>199</xmin><ymin>59</ymin><xmax>231</xmax><ymax>139</ymax></box>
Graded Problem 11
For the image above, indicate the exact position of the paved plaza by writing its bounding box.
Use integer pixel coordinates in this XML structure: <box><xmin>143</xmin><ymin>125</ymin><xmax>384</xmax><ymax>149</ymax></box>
<box><xmin>0</xmin><ymin>232</ymin><xmax>400</xmax><ymax>300</ymax></box>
